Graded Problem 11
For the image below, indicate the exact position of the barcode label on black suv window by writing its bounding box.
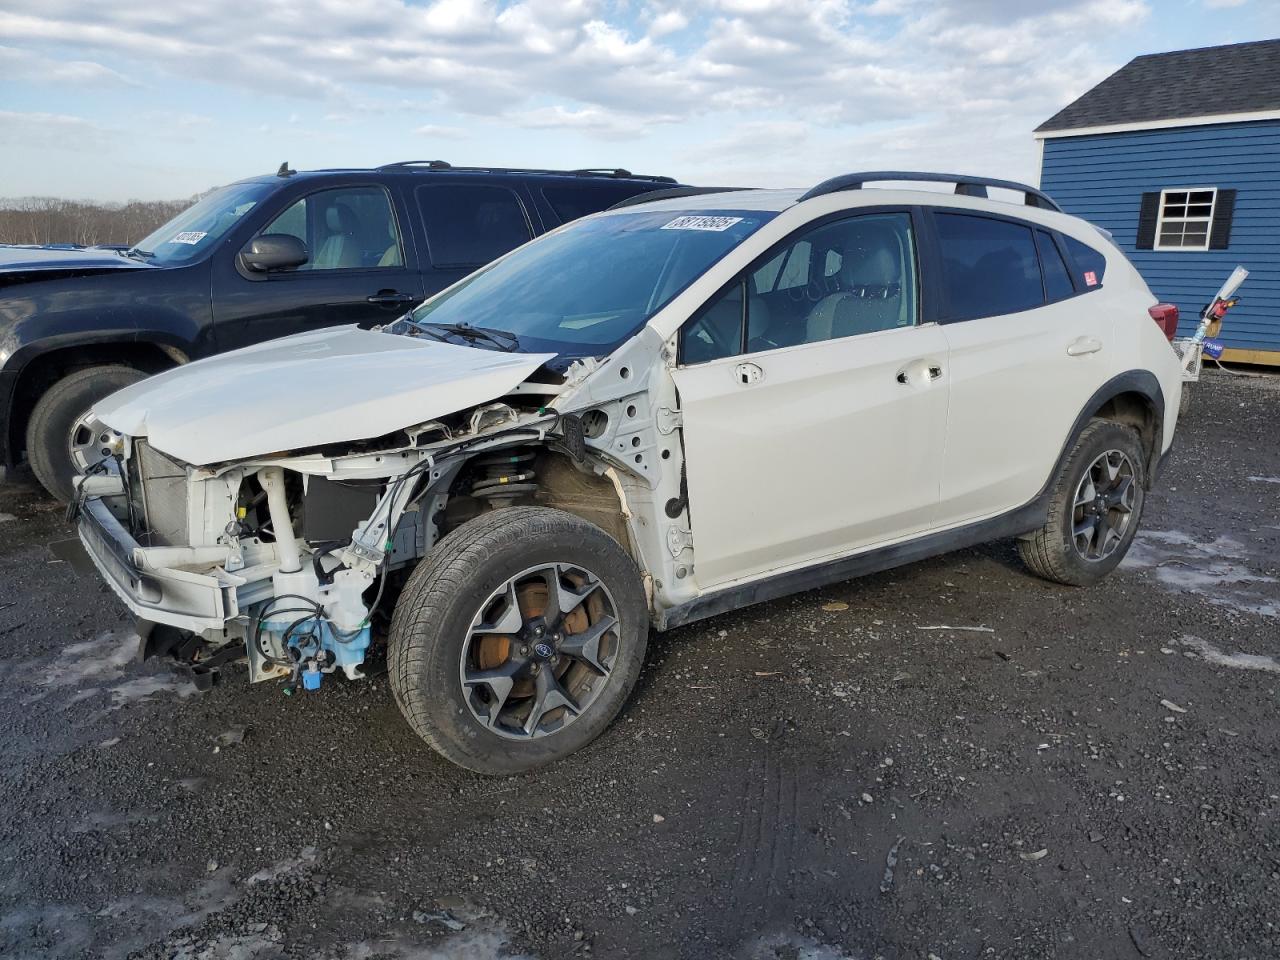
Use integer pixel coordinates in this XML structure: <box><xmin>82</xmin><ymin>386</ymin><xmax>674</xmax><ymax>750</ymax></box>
<box><xmin>661</xmin><ymin>216</ymin><xmax>743</xmax><ymax>232</ymax></box>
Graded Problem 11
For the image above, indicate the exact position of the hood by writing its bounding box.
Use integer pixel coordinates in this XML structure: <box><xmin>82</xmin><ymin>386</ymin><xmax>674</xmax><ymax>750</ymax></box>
<box><xmin>94</xmin><ymin>325</ymin><xmax>556</xmax><ymax>465</ymax></box>
<box><xmin>0</xmin><ymin>245</ymin><xmax>152</xmax><ymax>273</ymax></box>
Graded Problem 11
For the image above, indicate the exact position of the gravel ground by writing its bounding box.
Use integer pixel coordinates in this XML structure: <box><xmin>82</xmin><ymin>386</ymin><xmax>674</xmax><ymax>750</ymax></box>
<box><xmin>0</xmin><ymin>369</ymin><xmax>1277</xmax><ymax>960</ymax></box>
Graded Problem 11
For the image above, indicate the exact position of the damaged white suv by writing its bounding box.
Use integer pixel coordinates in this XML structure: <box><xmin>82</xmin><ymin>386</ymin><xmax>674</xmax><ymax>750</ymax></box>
<box><xmin>74</xmin><ymin>172</ymin><xmax>1183</xmax><ymax>774</ymax></box>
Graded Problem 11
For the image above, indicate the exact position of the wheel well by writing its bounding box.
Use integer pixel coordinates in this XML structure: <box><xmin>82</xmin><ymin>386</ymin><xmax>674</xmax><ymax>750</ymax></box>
<box><xmin>441</xmin><ymin>447</ymin><xmax>632</xmax><ymax>555</ymax></box>
<box><xmin>1091</xmin><ymin>390</ymin><xmax>1160</xmax><ymax>480</ymax></box>
<box><xmin>533</xmin><ymin>452</ymin><xmax>632</xmax><ymax>551</ymax></box>
<box><xmin>8</xmin><ymin>342</ymin><xmax>179</xmax><ymax>463</ymax></box>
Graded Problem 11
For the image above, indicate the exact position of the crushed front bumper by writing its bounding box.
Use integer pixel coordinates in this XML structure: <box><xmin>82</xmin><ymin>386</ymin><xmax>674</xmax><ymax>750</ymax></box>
<box><xmin>78</xmin><ymin>497</ymin><xmax>238</xmax><ymax>634</ymax></box>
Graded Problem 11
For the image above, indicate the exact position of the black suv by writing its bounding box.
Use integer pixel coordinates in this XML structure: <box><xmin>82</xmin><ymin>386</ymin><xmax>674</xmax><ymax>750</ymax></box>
<box><xmin>0</xmin><ymin>161</ymin><xmax>681</xmax><ymax>499</ymax></box>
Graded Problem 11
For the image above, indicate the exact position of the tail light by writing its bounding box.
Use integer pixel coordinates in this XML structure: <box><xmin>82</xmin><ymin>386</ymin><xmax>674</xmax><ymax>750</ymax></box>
<box><xmin>1148</xmin><ymin>303</ymin><xmax>1179</xmax><ymax>340</ymax></box>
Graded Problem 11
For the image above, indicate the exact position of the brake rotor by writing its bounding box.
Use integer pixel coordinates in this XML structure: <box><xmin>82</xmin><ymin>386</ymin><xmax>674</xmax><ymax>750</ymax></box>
<box><xmin>474</xmin><ymin>577</ymin><xmax>593</xmax><ymax>699</ymax></box>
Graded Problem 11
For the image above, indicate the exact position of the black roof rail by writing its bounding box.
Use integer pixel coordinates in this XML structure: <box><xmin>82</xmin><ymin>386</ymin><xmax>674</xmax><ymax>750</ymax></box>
<box><xmin>798</xmin><ymin>171</ymin><xmax>1062</xmax><ymax>212</ymax></box>
<box><xmin>375</xmin><ymin>161</ymin><xmax>675</xmax><ymax>183</ymax></box>
<box><xmin>569</xmin><ymin>168</ymin><xmax>676</xmax><ymax>183</ymax></box>
<box><xmin>607</xmin><ymin>186</ymin><xmax>747</xmax><ymax>210</ymax></box>
<box><xmin>377</xmin><ymin>160</ymin><xmax>453</xmax><ymax>170</ymax></box>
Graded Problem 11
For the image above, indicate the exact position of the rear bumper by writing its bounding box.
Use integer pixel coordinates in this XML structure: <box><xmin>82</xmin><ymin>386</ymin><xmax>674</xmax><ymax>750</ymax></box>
<box><xmin>78</xmin><ymin>496</ymin><xmax>236</xmax><ymax>633</ymax></box>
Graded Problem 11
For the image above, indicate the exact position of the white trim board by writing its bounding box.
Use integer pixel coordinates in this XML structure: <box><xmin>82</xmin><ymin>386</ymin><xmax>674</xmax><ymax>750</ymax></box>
<box><xmin>1034</xmin><ymin>109</ymin><xmax>1280</xmax><ymax>140</ymax></box>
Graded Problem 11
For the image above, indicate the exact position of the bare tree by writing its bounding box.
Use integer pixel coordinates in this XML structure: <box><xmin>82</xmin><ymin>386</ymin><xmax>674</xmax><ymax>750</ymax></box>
<box><xmin>0</xmin><ymin>195</ymin><xmax>202</xmax><ymax>248</ymax></box>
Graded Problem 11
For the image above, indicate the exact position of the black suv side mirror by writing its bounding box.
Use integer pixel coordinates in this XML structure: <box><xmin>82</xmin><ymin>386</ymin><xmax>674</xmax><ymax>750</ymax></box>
<box><xmin>240</xmin><ymin>234</ymin><xmax>309</xmax><ymax>272</ymax></box>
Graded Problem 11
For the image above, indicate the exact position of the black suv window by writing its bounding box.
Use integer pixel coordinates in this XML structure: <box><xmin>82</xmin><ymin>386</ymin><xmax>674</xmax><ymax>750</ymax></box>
<box><xmin>1062</xmin><ymin>234</ymin><xmax>1107</xmax><ymax>289</ymax></box>
<box><xmin>541</xmin><ymin>184</ymin><xmax>650</xmax><ymax>224</ymax></box>
<box><xmin>417</xmin><ymin>184</ymin><xmax>532</xmax><ymax>268</ymax></box>
<box><xmin>935</xmin><ymin>212</ymin><xmax>1043</xmax><ymax>321</ymax></box>
<box><xmin>1036</xmin><ymin>230</ymin><xmax>1075</xmax><ymax>302</ymax></box>
<box><xmin>263</xmin><ymin>186</ymin><xmax>403</xmax><ymax>271</ymax></box>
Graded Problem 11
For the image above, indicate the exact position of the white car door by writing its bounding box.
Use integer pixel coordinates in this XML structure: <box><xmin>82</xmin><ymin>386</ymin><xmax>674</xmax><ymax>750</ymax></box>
<box><xmin>929</xmin><ymin>211</ymin><xmax>1115</xmax><ymax>527</ymax></box>
<box><xmin>672</xmin><ymin>211</ymin><xmax>950</xmax><ymax>590</ymax></box>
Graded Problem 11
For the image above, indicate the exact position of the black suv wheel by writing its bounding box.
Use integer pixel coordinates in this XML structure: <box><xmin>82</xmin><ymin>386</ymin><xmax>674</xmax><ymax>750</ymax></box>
<box><xmin>25</xmin><ymin>365</ymin><xmax>145</xmax><ymax>502</ymax></box>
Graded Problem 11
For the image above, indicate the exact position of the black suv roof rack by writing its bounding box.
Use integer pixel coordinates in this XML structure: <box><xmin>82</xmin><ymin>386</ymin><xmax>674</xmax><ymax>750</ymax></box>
<box><xmin>798</xmin><ymin>171</ymin><xmax>1062</xmax><ymax>212</ymax></box>
<box><xmin>375</xmin><ymin>160</ymin><xmax>676</xmax><ymax>183</ymax></box>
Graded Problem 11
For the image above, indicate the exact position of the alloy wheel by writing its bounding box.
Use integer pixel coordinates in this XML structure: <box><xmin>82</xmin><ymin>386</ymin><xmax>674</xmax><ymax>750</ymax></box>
<box><xmin>459</xmin><ymin>562</ymin><xmax>620</xmax><ymax>740</ymax></box>
<box><xmin>1071</xmin><ymin>449</ymin><xmax>1137</xmax><ymax>561</ymax></box>
<box><xmin>68</xmin><ymin>410</ymin><xmax>122</xmax><ymax>477</ymax></box>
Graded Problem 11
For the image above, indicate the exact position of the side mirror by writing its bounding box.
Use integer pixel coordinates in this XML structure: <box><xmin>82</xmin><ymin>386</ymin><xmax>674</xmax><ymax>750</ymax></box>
<box><xmin>240</xmin><ymin>234</ymin><xmax>309</xmax><ymax>272</ymax></box>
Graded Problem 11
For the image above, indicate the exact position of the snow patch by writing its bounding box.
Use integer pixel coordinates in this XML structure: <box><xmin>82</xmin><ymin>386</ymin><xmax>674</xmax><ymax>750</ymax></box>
<box><xmin>1123</xmin><ymin>531</ymin><xmax>1279</xmax><ymax>618</ymax></box>
<box><xmin>1178</xmin><ymin>636</ymin><xmax>1280</xmax><ymax>675</ymax></box>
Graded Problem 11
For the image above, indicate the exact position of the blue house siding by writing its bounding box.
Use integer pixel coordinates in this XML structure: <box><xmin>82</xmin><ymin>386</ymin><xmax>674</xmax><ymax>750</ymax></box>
<box><xmin>1040</xmin><ymin>119</ymin><xmax>1280</xmax><ymax>355</ymax></box>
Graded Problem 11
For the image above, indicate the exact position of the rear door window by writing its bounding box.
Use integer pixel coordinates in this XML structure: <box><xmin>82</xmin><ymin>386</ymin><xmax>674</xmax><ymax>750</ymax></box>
<box><xmin>416</xmin><ymin>184</ymin><xmax>533</xmax><ymax>268</ymax></box>
<box><xmin>541</xmin><ymin>184</ymin><xmax>653</xmax><ymax>224</ymax></box>
<box><xmin>1062</xmin><ymin>235</ymin><xmax>1107</xmax><ymax>290</ymax></box>
<box><xmin>1036</xmin><ymin>230</ymin><xmax>1075</xmax><ymax>302</ymax></box>
<box><xmin>934</xmin><ymin>212</ymin><xmax>1044</xmax><ymax>321</ymax></box>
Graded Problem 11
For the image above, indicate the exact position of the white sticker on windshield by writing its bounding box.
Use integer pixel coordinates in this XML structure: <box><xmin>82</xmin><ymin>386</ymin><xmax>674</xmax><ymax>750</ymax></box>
<box><xmin>171</xmin><ymin>231</ymin><xmax>207</xmax><ymax>245</ymax></box>
<box><xmin>660</xmin><ymin>215</ymin><xmax>743</xmax><ymax>232</ymax></box>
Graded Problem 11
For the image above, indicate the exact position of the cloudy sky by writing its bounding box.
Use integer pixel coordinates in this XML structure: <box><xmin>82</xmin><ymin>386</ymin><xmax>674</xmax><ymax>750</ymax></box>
<box><xmin>0</xmin><ymin>0</ymin><xmax>1274</xmax><ymax>201</ymax></box>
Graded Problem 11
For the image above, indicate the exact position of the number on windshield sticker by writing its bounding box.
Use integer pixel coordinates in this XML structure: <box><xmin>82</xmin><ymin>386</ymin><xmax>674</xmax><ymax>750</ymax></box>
<box><xmin>661</xmin><ymin>216</ymin><xmax>743</xmax><ymax>232</ymax></box>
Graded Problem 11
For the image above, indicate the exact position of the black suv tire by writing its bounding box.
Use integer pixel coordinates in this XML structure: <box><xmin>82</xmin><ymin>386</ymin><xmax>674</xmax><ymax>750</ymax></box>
<box><xmin>1018</xmin><ymin>419</ymin><xmax>1147</xmax><ymax>586</ymax></box>
<box><xmin>26</xmin><ymin>365</ymin><xmax>145</xmax><ymax>502</ymax></box>
<box><xmin>389</xmin><ymin>506</ymin><xmax>648</xmax><ymax>775</ymax></box>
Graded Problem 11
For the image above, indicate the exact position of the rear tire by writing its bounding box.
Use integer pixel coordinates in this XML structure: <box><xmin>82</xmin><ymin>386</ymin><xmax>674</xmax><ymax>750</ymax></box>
<box><xmin>25</xmin><ymin>365</ymin><xmax>145</xmax><ymax>502</ymax></box>
<box><xmin>389</xmin><ymin>506</ymin><xmax>649</xmax><ymax>775</ymax></box>
<box><xmin>1017</xmin><ymin>419</ymin><xmax>1146</xmax><ymax>586</ymax></box>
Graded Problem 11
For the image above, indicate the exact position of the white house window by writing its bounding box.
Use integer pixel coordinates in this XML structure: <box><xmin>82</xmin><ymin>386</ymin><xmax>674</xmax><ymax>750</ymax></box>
<box><xmin>1155</xmin><ymin>188</ymin><xmax>1216</xmax><ymax>250</ymax></box>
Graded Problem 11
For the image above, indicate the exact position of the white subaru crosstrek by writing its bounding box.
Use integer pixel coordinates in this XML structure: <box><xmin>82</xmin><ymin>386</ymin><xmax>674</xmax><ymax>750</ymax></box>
<box><xmin>73</xmin><ymin>172</ymin><xmax>1184</xmax><ymax>774</ymax></box>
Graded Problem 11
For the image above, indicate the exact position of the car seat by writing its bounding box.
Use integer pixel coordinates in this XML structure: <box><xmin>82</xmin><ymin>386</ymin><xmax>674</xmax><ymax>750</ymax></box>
<box><xmin>377</xmin><ymin>215</ymin><xmax>403</xmax><ymax>267</ymax></box>
<box><xmin>806</xmin><ymin>229</ymin><xmax>905</xmax><ymax>341</ymax></box>
<box><xmin>313</xmin><ymin>203</ymin><xmax>363</xmax><ymax>269</ymax></box>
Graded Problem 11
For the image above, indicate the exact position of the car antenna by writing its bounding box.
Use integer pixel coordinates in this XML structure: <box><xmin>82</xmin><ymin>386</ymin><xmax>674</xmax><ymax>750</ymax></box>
<box><xmin>276</xmin><ymin>161</ymin><xmax>296</xmax><ymax>177</ymax></box>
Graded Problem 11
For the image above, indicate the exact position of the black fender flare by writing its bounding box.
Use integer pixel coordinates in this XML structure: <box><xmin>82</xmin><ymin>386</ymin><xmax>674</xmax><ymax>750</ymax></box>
<box><xmin>1044</xmin><ymin>370</ymin><xmax>1166</xmax><ymax>503</ymax></box>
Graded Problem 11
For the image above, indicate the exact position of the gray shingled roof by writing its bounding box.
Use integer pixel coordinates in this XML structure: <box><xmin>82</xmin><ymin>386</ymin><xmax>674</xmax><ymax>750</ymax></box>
<box><xmin>1036</xmin><ymin>38</ymin><xmax>1280</xmax><ymax>133</ymax></box>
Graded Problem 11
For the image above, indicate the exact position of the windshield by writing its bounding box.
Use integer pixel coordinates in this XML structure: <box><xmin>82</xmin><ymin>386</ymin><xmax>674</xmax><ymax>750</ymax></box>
<box><xmin>130</xmin><ymin>182</ymin><xmax>274</xmax><ymax>265</ymax></box>
<box><xmin>399</xmin><ymin>209</ymin><xmax>775</xmax><ymax>357</ymax></box>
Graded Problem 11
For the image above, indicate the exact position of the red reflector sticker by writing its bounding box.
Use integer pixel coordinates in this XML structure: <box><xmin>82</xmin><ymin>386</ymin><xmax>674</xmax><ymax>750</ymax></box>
<box><xmin>1083</xmin><ymin>271</ymin><xmax>1098</xmax><ymax>287</ymax></box>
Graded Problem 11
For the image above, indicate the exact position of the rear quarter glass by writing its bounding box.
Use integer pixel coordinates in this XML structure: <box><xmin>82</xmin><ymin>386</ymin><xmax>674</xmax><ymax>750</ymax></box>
<box><xmin>1063</xmin><ymin>235</ymin><xmax>1107</xmax><ymax>289</ymax></box>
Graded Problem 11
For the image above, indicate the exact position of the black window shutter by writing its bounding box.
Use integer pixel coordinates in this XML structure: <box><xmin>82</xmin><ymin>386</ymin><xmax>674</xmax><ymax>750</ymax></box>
<box><xmin>1135</xmin><ymin>192</ymin><xmax>1160</xmax><ymax>249</ymax></box>
<box><xmin>1209</xmin><ymin>188</ymin><xmax>1236</xmax><ymax>249</ymax></box>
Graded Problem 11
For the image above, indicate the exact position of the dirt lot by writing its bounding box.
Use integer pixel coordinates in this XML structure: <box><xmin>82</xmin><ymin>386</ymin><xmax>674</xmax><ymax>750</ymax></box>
<box><xmin>1</xmin><ymin>370</ymin><xmax>1277</xmax><ymax>960</ymax></box>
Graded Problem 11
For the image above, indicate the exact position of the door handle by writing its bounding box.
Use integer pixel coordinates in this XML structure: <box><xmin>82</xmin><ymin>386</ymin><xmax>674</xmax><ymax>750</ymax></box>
<box><xmin>896</xmin><ymin>360</ymin><xmax>944</xmax><ymax>385</ymax></box>
<box><xmin>733</xmin><ymin>361</ymin><xmax>764</xmax><ymax>386</ymax></box>
<box><xmin>1067</xmin><ymin>336</ymin><xmax>1102</xmax><ymax>356</ymax></box>
<box><xmin>367</xmin><ymin>291</ymin><xmax>416</xmax><ymax>304</ymax></box>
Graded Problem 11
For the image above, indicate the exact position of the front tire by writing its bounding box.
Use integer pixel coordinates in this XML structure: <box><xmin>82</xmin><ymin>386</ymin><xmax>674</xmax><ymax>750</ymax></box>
<box><xmin>25</xmin><ymin>365</ymin><xmax>146</xmax><ymax>502</ymax></box>
<box><xmin>1018</xmin><ymin>419</ymin><xmax>1147</xmax><ymax>586</ymax></box>
<box><xmin>389</xmin><ymin>506</ymin><xmax>649</xmax><ymax>775</ymax></box>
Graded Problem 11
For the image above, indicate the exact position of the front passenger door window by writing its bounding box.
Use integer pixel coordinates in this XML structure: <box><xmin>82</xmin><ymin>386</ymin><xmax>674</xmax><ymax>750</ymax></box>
<box><xmin>262</xmin><ymin>186</ymin><xmax>404</xmax><ymax>271</ymax></box>
<box><xmin>680</xmin><ymin>212</ymin><xmax>918</xmax><ymax>363</ymax></box>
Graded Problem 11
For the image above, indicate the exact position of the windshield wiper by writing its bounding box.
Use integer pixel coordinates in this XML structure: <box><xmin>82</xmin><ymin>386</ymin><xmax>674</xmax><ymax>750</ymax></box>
<box><xmin>422</xmin><ymin>322</ymin><xmax>520</xmax><ymax>352</ymax></box>
<box><xmin>123</xmin><ymin>248</ymin><xmax>155</xmax><ymax>261</ymax></box>
<box><xmin>387</xmin><ymin>317</ymin><xmax>449</xmax><ymax>341</ymax></box>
